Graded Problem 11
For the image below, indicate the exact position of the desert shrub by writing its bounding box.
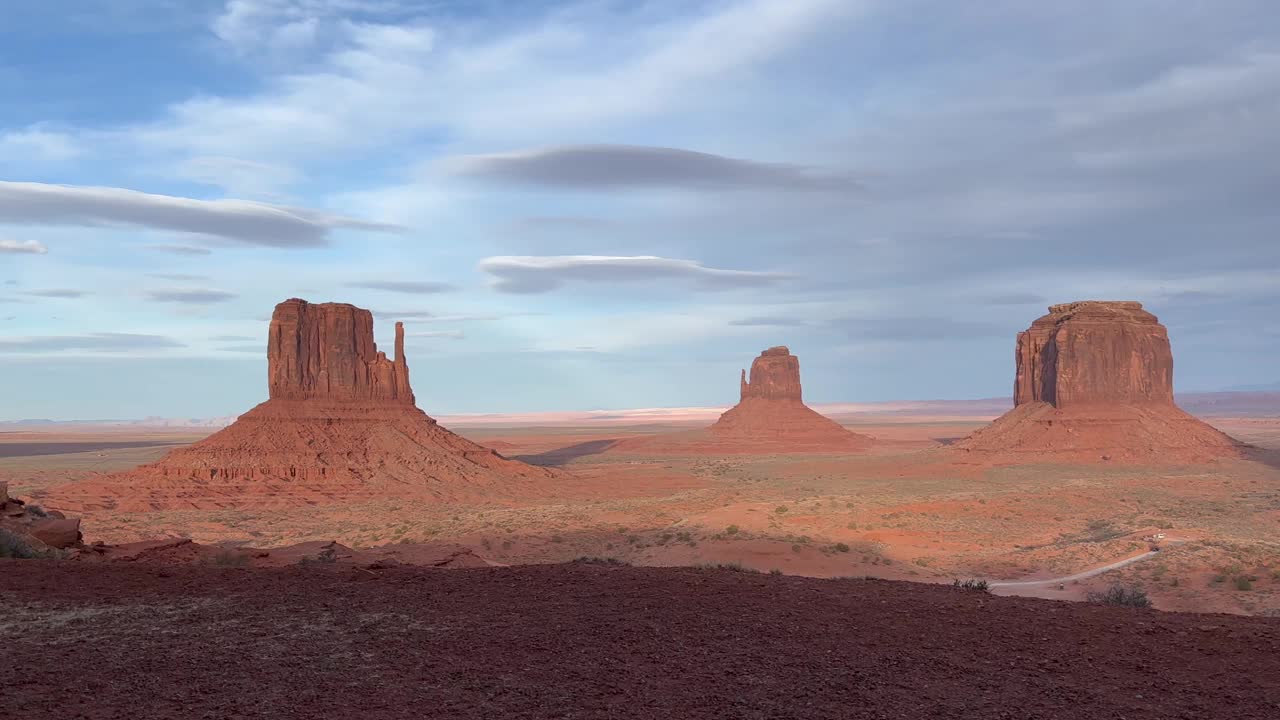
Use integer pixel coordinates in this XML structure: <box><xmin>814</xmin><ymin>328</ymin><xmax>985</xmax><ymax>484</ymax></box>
<box><xmin>550</xmin><ymin>535</ymin><xmax>564</xmax><ymax>544</ymax></box>
<box><xmin>953</xmin><ymin>579</ymin><xmax>990</xmax><ymax>593</ymax></box>
<box><xmin>791</xmin><ymin>544</ymin><xmax>802</xmax><ymax>553</ymax></box>
<box><xmin>0</xmin><ymin>528</ymin><xmax>43</xmax><ymax>559</ymax></box>
<box><xmin>775</xmin><ymin>505</ymin><xmax>789</xmax><ymax>514</ymax></box>
<box><xmin>1087</xmin><ymin>584</ymin><xmax>1151</xmax><ymax>608</ymax></box>
<box><xmin>24</xmin><ymin>504</ymin><xmax>49</xmax><ymax>518</ymax></box>
<box><xmin>208</xmin><ymin>550</ymin><xmax>249</xmax><ymax>567</ymax></box>
<box><xmin>1234</xmin><ymin>576</ymin><xmax>1254</xmax><ymax>591</ymax></box>
<box><xmin>769</xmin><ymin>569</ymin><xmax>783</xmax><ymax>576</ymax></box>
<box><xmin>571</xmin><ymin>556</ymin><xmax>629</xmax><ymax>566</ymax></box>
<box><xmin>698</xmin><ymin>562</ymin><xmax>758</xmax><ymax>573</ymax></box>
<box><xmin>726</xmin><ymin>525</ymin><xmax>739</xmax><ymax>535</ymax></box>
<box><xmin>300</xmin><ymin>546</ymin><xmax>338</xmax><ymax>566</ymax></box>
<box><xmin>913</xmin><ymin>556</ymin><xmax>932</xmax><ymax>567</ymax></box>
<box><xmin>833</xmin><ymin>543</ymin><xmax>850</xmax><ymax>553</ymax></box>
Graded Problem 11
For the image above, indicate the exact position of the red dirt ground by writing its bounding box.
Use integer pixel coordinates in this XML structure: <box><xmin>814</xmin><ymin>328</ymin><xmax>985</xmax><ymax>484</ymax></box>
<box><xmin>3</xmin><ymin>561</ymin><xmax>1279</xmax><ymax>720</ymax></box>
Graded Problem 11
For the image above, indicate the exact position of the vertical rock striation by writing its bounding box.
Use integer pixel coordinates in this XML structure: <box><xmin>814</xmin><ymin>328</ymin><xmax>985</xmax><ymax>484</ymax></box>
<box><xmin>1014</xmin><ymin>301</ymin><xmax>1173</xmax><ymax>408</ymax></box>
<box><xmin>267</xmin><ymin>299</ymin><xmax>414</xmax><ymax>404</ymax></box>
<box><xmin>740</xmin><ymin>346</ymin><xmax>804</xmax><ymax>402</ymax></box>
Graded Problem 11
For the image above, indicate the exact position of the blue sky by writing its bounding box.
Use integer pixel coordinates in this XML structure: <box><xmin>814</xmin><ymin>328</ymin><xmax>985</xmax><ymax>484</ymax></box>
<box><xmin>2</xmin><ymin>0</ymin><xmax>1278</xmax><ymax>420</ymax></box>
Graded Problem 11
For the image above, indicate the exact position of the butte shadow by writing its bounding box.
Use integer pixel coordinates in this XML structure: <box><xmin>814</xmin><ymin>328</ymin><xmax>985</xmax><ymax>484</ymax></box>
<box><xmin>609</xmin><ymin>346</ymin><xmax>874</xmax><ymax>455</ymax></box>
<box><xmin>48</xmin><ymin>298</ymin><xmax>565</xmax><ymax>512</ymax></box>
<box><xmin>954</xmin><ymin>301</ymin><xmax>1247</xmax><ymax>464</ymax></box>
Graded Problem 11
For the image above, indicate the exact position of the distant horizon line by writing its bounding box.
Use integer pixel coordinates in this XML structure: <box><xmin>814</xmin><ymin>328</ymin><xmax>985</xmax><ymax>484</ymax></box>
<box><xmin>3</xmin><ymin>389</ymin><xmax>1278</xmax><ymax>427</ymax></box>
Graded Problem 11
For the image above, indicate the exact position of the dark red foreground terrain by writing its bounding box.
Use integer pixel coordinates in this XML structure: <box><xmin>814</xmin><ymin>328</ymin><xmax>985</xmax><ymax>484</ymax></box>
<box><xmin>3</xmin><ymin>562</ymin><xmax>1279</xmax><ymax>719</ymax></box>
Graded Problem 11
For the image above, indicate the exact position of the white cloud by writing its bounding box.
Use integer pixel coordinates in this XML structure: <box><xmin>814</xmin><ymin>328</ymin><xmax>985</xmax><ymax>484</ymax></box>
<box><xmin>0</xmin><ymin>239</ymin><xmax>48</xmax><ymax>254</ymax></box>
<box><xmin>478</xmin><ymin>255</ymin><xmax>791</xmax><ymax>293</ymax></box>
<box><xmin>0</xmin><ymin>181</ymin><xmax>398</xmax><ymax>247</ymax></box>
<box><xmin>0</xmin><ymin>125</ymin><xmax>81</xmax><ymax>163</ymax></box>
<box><xmin>114</xmin><ymin>0</ymin><xmax>858</xmax><ymax>189</ymax></box>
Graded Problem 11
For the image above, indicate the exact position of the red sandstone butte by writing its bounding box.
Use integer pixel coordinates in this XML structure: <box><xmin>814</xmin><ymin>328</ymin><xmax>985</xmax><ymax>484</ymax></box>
<box><xmin>708</xmin><ymin>347</ymin><xmax>872</xmax><ymax>451</ymax></box>
<box><xmin>1014</xmin><ymin>301</ymin><xmax>1174</xmax><ymax>407</ymax></box>
<box><xmin>959</xmin><ymin>301</ymin><xmax>1244</xmax><ymax>463</ymax></box>
<box><xmin>268</xmin><ymin>299</ymin><xmax>414</xmax><ymax>404</ymax></box>
<box><xmin>49</xmin><ymin>299</ymin><xmax>561</xmax><ymax>512</ymax></box>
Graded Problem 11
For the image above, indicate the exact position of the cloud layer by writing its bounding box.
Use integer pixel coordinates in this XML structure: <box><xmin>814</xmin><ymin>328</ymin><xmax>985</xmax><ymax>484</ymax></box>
<box><xmin>0</xmin><ymin>239</ymin><xmax>48</xmax><ymax>254</ymax></box>
<box><xmin>0</xmin><ymin>333</ymin><xmax>184</xmax><ymax>354</ymax></box>
<box><xmin>479</xmin><ymin>255</ymin><xmax>791</xmax><ymax>293</ymax></box>
<box><xmin>346</xmin><ymin>280</ymin><xmax>457</xmax><ymax>294</ymax></box>
<box><xmin>446</xmin><ymin>145</ymin><xmax>858</xmax><ymax>191</ymax></box>
<box><xmin>0</xmin><ymin>181</ymin><xmax>399</xmax><ymax>248</ymax></box>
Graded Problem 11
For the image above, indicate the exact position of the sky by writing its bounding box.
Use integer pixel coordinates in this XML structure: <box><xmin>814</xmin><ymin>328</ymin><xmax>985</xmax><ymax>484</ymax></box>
<box><xmin>2</xmin><ymin>0</ymin><xmax>1279</xmax><ymax>420</ymax></box>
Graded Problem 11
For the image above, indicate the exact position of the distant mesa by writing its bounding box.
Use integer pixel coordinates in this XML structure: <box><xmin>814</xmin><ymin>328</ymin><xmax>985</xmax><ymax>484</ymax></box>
<box><xmin>49</xmin><ymin>298</ymin><xmax>561</xmax><ymax>512</ymax></box>
<box><xmin>614</xmin><ymin>346</ymin><xmax>872</xmax><ymax>454</ymax></box>
<box><xmin>957</xmin><ymin>301</ymin><xmax>1245</xmax><ymax>462</ymax></box>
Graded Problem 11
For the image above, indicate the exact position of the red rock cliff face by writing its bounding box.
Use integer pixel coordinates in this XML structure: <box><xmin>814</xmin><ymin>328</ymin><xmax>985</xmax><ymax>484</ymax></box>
<box><xmin>740</xmin><ymin>346</ymin><xmax>803</xmax><ymax>402</ymax></box>
<box><xmin>1014</xmin><ymin>301</ymin><xmax>1174</xmax><ymax>409</ymax></box>
<box><xmin>267</xmin><ymin>298</ymin><xmax>414</xmax><ymax>404</ymax></box>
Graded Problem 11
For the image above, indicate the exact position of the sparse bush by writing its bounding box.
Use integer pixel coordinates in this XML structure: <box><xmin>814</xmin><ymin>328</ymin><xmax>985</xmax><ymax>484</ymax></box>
<box><xmin>0</xmin><ymin>528</ymin><xmax>43</xmax><ymax>559</ymax></box>
<box><xmin>626</xmin><ymin>535</ymin><xmax>640</xmax><ymax>545</ymax></box>
<box><xmin>571</xmin><ymin>556</ymin><xmax>629</xmax><ymax>566</ymax></box>
<box><xmin>1087</xmin><ymin>584</ymin><xmax>1151</xmax><ymax>608</ymax></box>
<box><xmin>913</xmin><ymin>556</ymin><xmax>932</xmax><ymax>567</ymax></box>
<box><xmin>769</xmin><ymin>569</ymin><xmax>783</xmax><ymax>576</ymax></box>
<box><xmin>25</xmin><ymin>504</ymin><xmax>49</xmax><ymax>518</ymax></box>
<box><xmin>834</xmin><ymin>543</ymin><xmax>850</xmax><ymax>553</ymax></box>
<box><xmin>953</xmin><ymin>579</ymin><xmax>990</xmax><ymax>593</ymax></box>
<box><xmin>791</xmin><ymin>544</ymin><xmax>802</xmax><ymax>553</ymax></box>
<box><xmin>208</xmin><ymin>550</ymin><xmax>249</xmax><ymax>567</ymax></box>
<box><xmin>775</xmin><ymin>505</ymin><xmax>789</xmax><ymax>514</ymax></box>
<box><xmin>726</xmin><ymin>525</ymin><xmax>739</xmax><ymax>535</ymax></box>
<box><xmin>698</xmin><ymin>562</ymin><xmax>758</xmax><ymax>573</ymax></box>
<box><xmin>300</xmin><ymin>545</ymin><xmax>338</xmax><ymax>566</ymax></box>
<box><xmin>1234</xmin><ymin>576</ymin><xmax>1254</xmax><ymax>591</ymax></box>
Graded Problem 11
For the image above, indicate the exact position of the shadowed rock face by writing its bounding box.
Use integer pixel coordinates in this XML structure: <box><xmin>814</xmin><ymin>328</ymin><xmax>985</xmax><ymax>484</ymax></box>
<box><xmin>268</xmin><ymin>298</ymin><xmax>413</xmax><ymax>404</ymax></box>
<box><xmin>740</xmin><ymin>346</ymin><xmax>803</xmax><ymax>402</ymax></box>
<box><xmin>1014</xmin><ymin>301</ymin><xmax>1173</xmax><ymax>409</ymax></box>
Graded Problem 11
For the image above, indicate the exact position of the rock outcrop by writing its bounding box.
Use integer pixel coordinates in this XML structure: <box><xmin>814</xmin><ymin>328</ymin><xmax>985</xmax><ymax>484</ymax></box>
<box><xmin>1</xmin><ymin>482</ymin><xmax>84</xmax><ymax>551</ymax></box>
<box><xmin>268</xmin><ymin>299</ymin><xmax>414</xmax><ymax>404</ymax></box>
<box><xmin>1014</xmin><ymin>301</ymin><xmax>1173</xmax><ymax>408</ymax></box>
<box><xmin>616</xmin><ymin>347</ymin><xmax>871</xmax><ymax>454</ymax></box>
<box><xmin>49</xmin><ymin>299</ymin><xmax>561</xmax><ymax>512</ymax></box>
<box><xmin>959</xmin><ymin>301</ymin><xmax>1244</xmax><ymax>463</ymax></box>
<box><xmin>740</xmin><ymin>346</ymin><xmax>804</xmax><ymax>401</ymax></box>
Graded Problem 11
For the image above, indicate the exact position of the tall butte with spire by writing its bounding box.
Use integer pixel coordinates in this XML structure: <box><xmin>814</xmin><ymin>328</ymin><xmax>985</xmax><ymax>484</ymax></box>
<box><xmin>957</xmin><ymin>301</ymin><xmax>1244</xmax><ymax>462</ymax></box>
<box><xmin>51</xmin><ymin>298</ymin><xmax>560</xmax><ymax>512</ymax></box>
<box><xmin>706</xmin><ymin>346</ymin><xmax>873</xmax><ymax>451</ymax></box>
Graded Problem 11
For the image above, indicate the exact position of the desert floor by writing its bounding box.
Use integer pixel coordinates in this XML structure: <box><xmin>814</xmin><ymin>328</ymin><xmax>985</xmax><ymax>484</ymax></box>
<box><xmin>3</xmin><ymin>415</ymin><xmax>1280</xmax><ymax>615</ymax></box>
<box><xmin>3</xmin><ymin>561</ymin><xmax>1279</xmax><ymax>720</ymax></box>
